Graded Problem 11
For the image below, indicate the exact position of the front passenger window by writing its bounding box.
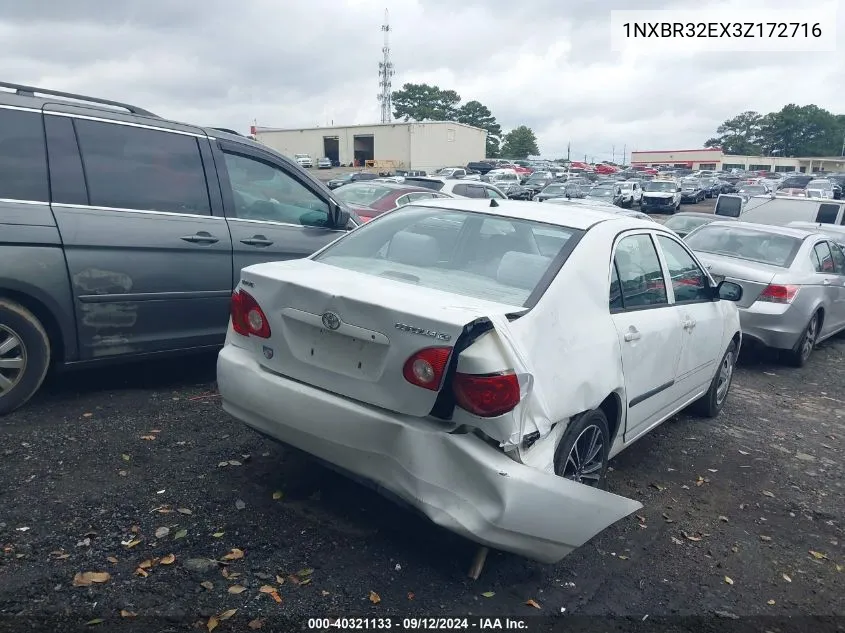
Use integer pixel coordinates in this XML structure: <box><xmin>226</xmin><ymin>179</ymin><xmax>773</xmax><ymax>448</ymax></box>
<box><xmin>223</xmin><ymin>152</ymin><xmax>330</xmax><ymax>227</ymax></box>
<box><xmin>656</xmin><ymin>236</ymin><xmax>711</xmax><ymax>303</ymax></box>
<box><xmin>829</xmin><ymin>242</ymin><xmax>845</xmax><ymax>273</ymax></box>
<box><xmin>612</xmin><ymin>234</ymin><xmax>668</xmax><ymax>309</ymax></box>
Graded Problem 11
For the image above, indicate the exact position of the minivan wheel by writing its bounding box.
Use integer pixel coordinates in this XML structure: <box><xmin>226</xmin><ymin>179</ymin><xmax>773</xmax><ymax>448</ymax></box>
<box><xmin>554</xmin><ymin>409</ymin><xmax>610</xmax><ymax>489</ymax></box>
<box><xmin>0</xmin><ymin>300</ymin><xmax>50</xmax><ymax>416</ymax></box>
<box><xmin>691</xmin><ymin>340</ymin><xmax>737</xmax><ymax>418</ymax></box>
<box><xmin>784</xmin><ymin>312</ymin><xmax>819</xmax><ymax>368</ymax></box>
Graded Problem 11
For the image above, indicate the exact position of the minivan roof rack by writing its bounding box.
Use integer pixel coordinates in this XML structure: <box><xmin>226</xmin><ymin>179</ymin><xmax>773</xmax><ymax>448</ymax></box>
<box><xmin>0</xmin><ymin>81</ymin><xmax>159</xmax><ymax>117</ymax></box>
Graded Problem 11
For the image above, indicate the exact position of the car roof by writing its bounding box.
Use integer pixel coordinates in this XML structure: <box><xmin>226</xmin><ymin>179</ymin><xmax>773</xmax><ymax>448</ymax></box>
<box><xmin>788</xmin><ymin>221</ymin><xmax>845</xmax><ymax>234</ymax></box>
<box><xmin>410</xmin><ymin>198</ymin><xmax>653</xmax><ymax>231</ymax></box>
<box><xmin>707</xmin><ymin>221</ymin><xmax>818</xmax><ymax>239</ymax></box>
<box><xmin>670</xmin><ymin>212</ymin><xmax>726</xmax><ymax>219</ymax></box>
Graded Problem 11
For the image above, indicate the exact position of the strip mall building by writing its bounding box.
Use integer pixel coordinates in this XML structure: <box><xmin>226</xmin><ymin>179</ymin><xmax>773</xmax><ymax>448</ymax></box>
<box><xmin>630</xmin><ymin>148</ymin><xmax>845</xmax><ymax>173</ymax></box>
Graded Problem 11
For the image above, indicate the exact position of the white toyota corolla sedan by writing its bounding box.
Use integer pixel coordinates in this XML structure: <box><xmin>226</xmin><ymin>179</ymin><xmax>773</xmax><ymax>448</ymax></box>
<box><xmin>217</xmin><ymin>198</ymin><xmax>743</xmax><ymax>563</ymax></box>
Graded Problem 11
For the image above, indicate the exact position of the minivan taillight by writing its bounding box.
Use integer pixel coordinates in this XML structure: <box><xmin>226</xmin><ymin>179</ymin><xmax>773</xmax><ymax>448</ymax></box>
<box><xmin>758</xmin><ymin>284</ymin><xmax>799</xmax><ymax>304</ymax></box>
<box><xmin>230</xmin><ymin>289</ymin><xmax>271</xmax><ymax>338</ymax></box>
<box><xmin>453</xmin><ymin>371</ymin><xmax>521</xmax><ymax>418</ymax></box>
<box><xmin>402</xmin><ymin>347</ymin><xmax>452</xmax><ymax>391</ymax></box>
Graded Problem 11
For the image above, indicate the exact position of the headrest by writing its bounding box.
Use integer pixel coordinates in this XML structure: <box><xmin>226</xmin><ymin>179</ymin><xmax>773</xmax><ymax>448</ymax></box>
<box><xmin>386</xmin><ymin>231</ymin><xmax>439</xmax><ymax>267</ymax></box>
<box><xmin>497</xmin><ymin>251</ymin><xmax>551</xmax><ymax>290</ymax></box>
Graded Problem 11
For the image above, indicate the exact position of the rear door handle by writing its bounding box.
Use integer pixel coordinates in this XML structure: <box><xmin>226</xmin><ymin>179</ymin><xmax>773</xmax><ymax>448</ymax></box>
<box><xmin>180</xmin><ymin>231</ymin><xmax>219</xmax><ymax>244</ymax></box>
<box><xmin>240</xmin><ymin>235</ymin><xmax>274</xmax><ymax>247</ymax></box>
<box><xmin>623</xmin><ymin>328</ymin><xmax>641</xmax><ymax>342</ymax></box>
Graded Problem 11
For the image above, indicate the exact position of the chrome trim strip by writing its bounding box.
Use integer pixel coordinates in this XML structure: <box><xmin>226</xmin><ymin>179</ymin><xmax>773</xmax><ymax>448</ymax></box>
<box><xmin>79</xmin><ymin>290</ymin><xmax>231</xmax><ymax>303</ymax></box>
<box><xmin>0</xmin><ymin>198</ymin><xmax>49</xmax><ymax>205</ymax></box>
<box><xmin>51</xmin><ymin>202</ymin><xmax>223</xmax><ymax>220</ymax></box>
<box><xmin>0</xmin><ymin>104</ymin><xmax>42</xmax><ymax>114</ymax></box>
<box><xmin>44</xmin><ymin>111</ymin><xmax>207</xmax><ymax>138</ymax></box>
<box><xmin>226</xmin><ymin>217</ymin><xmax>346</xmax><ymax>233</ymax></box>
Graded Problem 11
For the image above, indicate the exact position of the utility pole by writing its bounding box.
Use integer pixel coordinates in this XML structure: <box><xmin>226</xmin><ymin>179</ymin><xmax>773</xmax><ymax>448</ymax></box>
<box><xmin>377</xmin><ymin>9</ymin><xmax>395</xmax><ymax>124</ymax></box>
<box><xmin>841</xmin><ymin>132</ymin><xmax>844</xmax><ymax>157</ymax></box>
<box><xmin>612</xmin><ymin>145</ymin><xmax>615</xmax><ymax>163</ymax></box>
<box><xmin>566</xmin><ymin>142</ymin><xmax>570</xmax><ymax>161</ymax></box>
<box><xmin>623</xmin><ymin>144</ymin><xmax>626</xmax><ymax>165</ymax></box>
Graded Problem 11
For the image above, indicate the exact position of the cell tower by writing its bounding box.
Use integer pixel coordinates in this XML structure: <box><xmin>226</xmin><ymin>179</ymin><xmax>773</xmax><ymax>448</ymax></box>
<box><xmin>377</xmin><ymin>8</ymin><xmax>394</xmax><ymax>124</ymax></box>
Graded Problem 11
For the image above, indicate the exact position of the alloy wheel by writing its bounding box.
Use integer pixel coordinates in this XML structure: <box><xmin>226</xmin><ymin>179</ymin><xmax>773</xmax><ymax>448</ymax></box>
<box><xmin>801</xmin><ymin>315</ymin><xmax>818</xmax><ymax>361</ymax></box>
<box><xmin>562</xmin><ymin>424</ymin><xmax>604</xmax><ymax>486</ymax></box>
<box><xmin>0</xmin><ymin>325</ymin><xmax>26</xmax><ymax>395</ymax></box>
<box><xmin>715</xmin><ymin>350</ymin><xmax>734</xmax><ymax>405</ymax></box>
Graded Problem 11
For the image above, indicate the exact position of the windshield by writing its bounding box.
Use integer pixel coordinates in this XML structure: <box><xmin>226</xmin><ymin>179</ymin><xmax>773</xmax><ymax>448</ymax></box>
<box><xmin>644</xmin><ymin>181</ymin><xmax>676</xmax><ymax>192</ymax></box>
<box><xmin>739</xmin><ymin>185</ymin><xmax>766</xmax><ymax>194</ymax></box>
<box><xmin>334</xmin><ymin>184</ymin><xmax>395</xmax><ymax>206</ymax></box>
<box><xmin>542</xmin><ymin>184</ymin><xmax>566</xmax><ymax>193</ymax></box>
<box><xmin>682</xmin><ymin>180</ymin><xmax>699</xmax><ymax>188</ymax></box>
<box><xmin>664</xmin><ymin>215</ymin><xmax>713</xmax><ymax>233</ymax></box>
<box><xmin>312</xmin><ymin>206</ymin><xmax>581</xmax><ymax>306</ymax></box>
<box><xmin>491</xmin><ymin>174</ymin><xmax>519</xmax><ymax>182</ymax></box>
<box><xmin>686</xmin><ymin>225</ymin><xmax>801</xmax><ymax>267</ymax></box>
<box><xmin>589</xmin><ymin>187</ymin><xmax>614</xmax><ymax>197</ymax></box>
<box><xmin>808</xmin><ymin>180</ymin><xmax>831</xmax><ymax>187</ymax></box>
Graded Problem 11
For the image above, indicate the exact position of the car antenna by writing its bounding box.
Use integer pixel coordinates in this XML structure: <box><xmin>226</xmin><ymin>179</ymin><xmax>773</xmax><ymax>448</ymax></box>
<box><xmin>490</xmin><ymin>198</ymin><xmax>499</xmax><ymax>207</ymax></box>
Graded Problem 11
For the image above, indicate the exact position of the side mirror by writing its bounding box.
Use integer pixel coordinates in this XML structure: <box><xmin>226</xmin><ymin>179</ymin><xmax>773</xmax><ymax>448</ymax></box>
<box><xmin>329</xmin><ymin>199</ymin><xmax>350</xmax><ymax>229</ymax></box>
<box><xmin>717</xmin><ymin>280</ymin><xmax>743</xmax><ymax>302</ymax></box>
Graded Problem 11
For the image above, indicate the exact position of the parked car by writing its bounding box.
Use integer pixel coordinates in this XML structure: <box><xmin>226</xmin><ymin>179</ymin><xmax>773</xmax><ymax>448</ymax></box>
<box><xmin>401</xmin><ymin>177</ymin><xmax>508</xmax><ymax>200</ymax></box>
<box><xmin>737</xmin><ymin>183</ymin><xmax>770</xmax><ymax>200</ymax></box>
<box><xmin>466</xmin><ymin>161</ymin><xmax>495</xmax><ymax>174</ymax></box>
<box><xmin>587</xmin><ymin>184</ymin><xmax>625</xmax><ymax>207</ymax></box>
<box><xmin>333</xmin><ymin>182</ymin><xmax>453</xmax><ymax>222</ymax></box>
<box><xmin>545</xmin><ymin>197</ymin><xmax>619</xmax><ymax>210</ymax></box>
<box><xmin>433</xmin><ymin>167</ymin><xmax>469</xmax><ymax>179</ymax></box>
<box><xmin>640</xmin><ymin>179</ymin><xmax>682</xmax><ymax>214</ymax></box>
<box><xmin>217</xmin><ymin>197</ymin><xmax>742</xmax><ymax>563</ymax></box>
<box><xmin>663</xmin><ymin>212</ymin><xmax>734</xmax><ymax>238</ymax></box>
<box><xmin>317</xmin><ymin>157</ymin><xmax>332</xmax><ymax>169</ymax></box>
<box><xmin>686</xmin><ymin>221</ymin><xmax>845</xmax><ymax>366</ymax></box>
<box><xmin>787</xmin><ymin>221</ymin><xmax>845</xmax><ymax>250</ymax></box>
<box><xmin>777</xmin><ymin>175</ymin><xmax>814</xmax><ymax>196</ymax></box>
<box><xmin>534</xmin><ymin>183</ymin><xmax>584</xmax><ymax>202</ymax></box>
<box><xmin>326</xmin><ymin>171</ymin><xmax>379</xmax><ymax>189</ymax></box>
<box><xmin>805</xmin><ymin>179</ymin><xmax>836</xmax><ymax>199</ymax></box>
<box><xmin>294</xmin><ymin>153</ymin><xmax>313</xmax><ymax>168</ymax></box>
<box><xmin>487</xmin><ymin>172</ymin><xmax>532</xmax><ymax>199</ymax></box>
<box><xmin>618</xmin><ymin>181</ymin><xmax>643</xmax><ymax>207</ymax></box>
<box><xmin>680</xmin><ymin>179</ymin><xmax>706</xmax><ymax>204</ymax></box>
<box><xmin>0</xmin><ymin>81</ymin><xmax>358</xmax><ymax>415</ymax></box>
<box><xmin>523</xmin><ymin>172</ymin><xmax>555</xmax><ymax>196</ymax></box>
<box><xmin>715</xmin><ymin>193</ymin><xmax>845</xmax><ymax>226</ymax></box>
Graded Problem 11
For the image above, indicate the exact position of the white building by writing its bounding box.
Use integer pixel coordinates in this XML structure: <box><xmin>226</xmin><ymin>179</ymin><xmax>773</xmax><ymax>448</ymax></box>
<box><xmin>630</xmin><ymin>148</ymin><xmax>845</xmax><ymax>173</ymax></box>
<box><xmin>254</xmin><ymin>121</ymin><xmax>486</xmax><ymax>173</ymax></box>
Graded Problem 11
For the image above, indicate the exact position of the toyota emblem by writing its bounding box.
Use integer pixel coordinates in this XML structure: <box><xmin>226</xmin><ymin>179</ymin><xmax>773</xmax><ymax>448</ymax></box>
<box><xmin>321</xmin><ymin>311</ymin><xmax>341</xmax><ymax>330</ymax></box>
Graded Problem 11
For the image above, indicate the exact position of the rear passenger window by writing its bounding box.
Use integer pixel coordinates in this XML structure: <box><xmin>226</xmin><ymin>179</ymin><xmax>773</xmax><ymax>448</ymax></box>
<box><xmin>612</xmin><ymin>234</ymin><xmax>668</xmax><ymax>310</ymax></box>
<box><xmin>0</xmin><ymin>108</ymin><xmax>48</xmax><ymax>202</ymax></box>
<box><xmin>816</xmin><ymin>203</ymin><xmax>839</xmax><ymax>224</ymax></box>
<box><xmin>74</xmin><ymin>120</ymin><xmax>211</xmax><ymax>215</ymax></box>
<box><xmin>464</xmin><ymin>185</ymin><xmax>486</xmax><ymax>199</ymax></box>
<box><xmin>813</xmin><ymin>242</ymin><xmax>835</xmax><ymax>273</ymax></box>
<box><xmin>485</xmin><ymin>187</ymin><xmax>506</xmax><ymax>199</ymax></box>
<box><xmin>451</xmin><ymin>184</ymin><xmax>468</xmax><ymax>197</ymax></box>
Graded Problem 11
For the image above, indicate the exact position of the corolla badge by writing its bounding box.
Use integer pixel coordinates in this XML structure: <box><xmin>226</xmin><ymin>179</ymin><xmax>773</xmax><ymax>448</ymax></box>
<box><xmin>395</xmin><ymin>322</ymin><xmax>452</xmax><ymax>341</ymax></box>
<box><xmin>321</xmin><ymin>311</ymin><xmax>341</xmax><ymax>330</ymax></box>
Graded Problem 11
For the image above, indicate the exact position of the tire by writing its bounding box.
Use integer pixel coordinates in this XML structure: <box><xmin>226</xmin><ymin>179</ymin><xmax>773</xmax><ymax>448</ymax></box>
<box><xmin>0</xmin><ymin>300</ymin><xmax>51</xmax><ymax>416</ymax></box>
<box><xmin>673</xmin><ymin>201</ymin><xmax>680</xmax><ymax>213</ymax></box>
<box><xmin>554</xmin><ymin>409</ymin><xmax>610</xmax><ymax>489</ymax></box>
<box><xmin>783</xmin><ymin>311</ymin><xmax>819</xmax><ymax>368</ymax></box>
<box><xmin>691</xmin><ymin>340</ymin><xmax>737</xmax><ymax>417</ymax></box>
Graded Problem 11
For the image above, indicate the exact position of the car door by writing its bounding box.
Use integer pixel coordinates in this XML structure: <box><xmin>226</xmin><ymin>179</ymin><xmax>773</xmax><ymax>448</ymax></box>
<box><xmin>215</xmin><ymin>141</ymin><xmax>348</xmax><ymax>281</ymax></box>
<box><xmin>610</xmin><ymin>233</ymin><xmax>684</xmax><ymax>442</ymax></box>
<box><xmin>44</xmin><ymin>109</ymin><xmax>234</xmax><ymax>359</ymax></box>
<box><xmin>825</xmin><ymin>241</ymin><xmax>845</xmax><ymax>332</ymax></box>
<box><xmin>654</xmin><ymin>234</ymin><xmax>724</xmax><ymax>397</ymax></box>
<box><xmin>810</xmin><ymin>241</ymin><xmax>845</xmax><ymax>336</ymax></box>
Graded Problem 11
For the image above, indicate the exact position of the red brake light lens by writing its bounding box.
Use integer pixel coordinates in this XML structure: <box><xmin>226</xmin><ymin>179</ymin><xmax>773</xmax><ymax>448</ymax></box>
<box><xmin>230</xmin><ymin>289</ymin><xmax>271</xmax><ymax>338</ymax></box>
<box><xmin>402</xmin><ymin>347</ymin><xmax>452</xmax><ymax>391</ymax></box>
<box><xmin>758</xmin><ymin>284</ymin><xmax>799</xmax><ymax>304</ymax></box>
<box><xmin>453</xmin><ymin>371</ymin><xmax>521</xmax><ymax>418</ymax></box>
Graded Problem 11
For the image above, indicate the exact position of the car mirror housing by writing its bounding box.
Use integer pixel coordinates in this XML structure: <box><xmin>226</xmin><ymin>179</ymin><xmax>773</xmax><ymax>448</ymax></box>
<box><xmin>717</xmin><ymin>280</ymin><xmax>743</xmax><ymax>302</ymax></box>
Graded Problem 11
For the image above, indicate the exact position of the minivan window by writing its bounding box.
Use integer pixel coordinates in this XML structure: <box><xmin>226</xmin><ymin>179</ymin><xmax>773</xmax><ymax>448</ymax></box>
<box><xmin>0</xmin><ymin>108</ymin><xmax>49</xmax><ymax>202</ymax></box>
<box><xmin>816</xmin><ymin>203</ymin><xmax>840</xmax><ymax>224</ymax></box>
<box><xmin>74</xmin><ymin>121</ymin><xmax>211</xmax><ymax>215</ymax></box>
<box><xmin>715</xmin><ymin>195</ymin><xmax>743</xmax><ymax>218</ymax></box>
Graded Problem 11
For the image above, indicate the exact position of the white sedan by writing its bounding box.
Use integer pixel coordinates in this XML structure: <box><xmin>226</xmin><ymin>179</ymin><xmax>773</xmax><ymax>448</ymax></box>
<box><xmin>217</xmin><ymin>198</ymin><xmax>743</xmax><ymax>563</ymax></box>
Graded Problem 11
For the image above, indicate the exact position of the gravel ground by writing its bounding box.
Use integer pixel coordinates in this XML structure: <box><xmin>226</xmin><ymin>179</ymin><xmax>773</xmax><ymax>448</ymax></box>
<box><xmin>6</xmin><ymin>196</ymin><xmax>841</xmax><ymax>633</ymax></box>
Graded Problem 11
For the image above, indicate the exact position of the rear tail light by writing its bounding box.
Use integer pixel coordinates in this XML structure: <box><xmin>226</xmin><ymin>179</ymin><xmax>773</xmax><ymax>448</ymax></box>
<box><xmin>402</xmin><ymin>347</ymin><xmax>452</xmax><ymax>391</ymax></box>
<box><xmin>453</xmin><ymin>371</ymin><xmax>521</xmax><ymax>418</ymax></box>
<box><xmin>758</xmin><ymin>284</ymin><xmax>800</xmax><ymax>304</ymax></box>
<box><xmin>230</xmin><ymin>289</ymin><xmax>271</xmax><ymax>338</ymax></box>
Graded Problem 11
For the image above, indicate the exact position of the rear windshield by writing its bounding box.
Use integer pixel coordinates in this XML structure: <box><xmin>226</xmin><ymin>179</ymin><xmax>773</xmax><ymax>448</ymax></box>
<box><xmin>663</xmin><ymin>215</ymin><xmax>713</xmax><ymax>233</ymax></box>
<box><xmin>312</xmin><ymin>205</ymin><xmax>582</xmax><ymax>307</ymax></box>
<box><xmin>403</xmin><ymin>178</ymin><xmax>444</xmax><ymax>191</ymax></box>
<box><xmin>685</xmin><ymin>225</ymin><xmax>802</xmax><ymax>267</ymax></box>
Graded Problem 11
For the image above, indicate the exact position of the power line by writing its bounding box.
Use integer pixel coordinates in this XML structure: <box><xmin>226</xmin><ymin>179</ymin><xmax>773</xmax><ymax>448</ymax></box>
<box><xmin>377</xmin><ymin>8</ymin><xmax>395</xmax><ymax>124</ymax></box>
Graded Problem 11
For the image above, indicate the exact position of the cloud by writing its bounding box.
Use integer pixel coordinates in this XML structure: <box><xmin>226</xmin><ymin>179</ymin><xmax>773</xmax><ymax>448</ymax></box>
<box><xmin>0</xmin><ymin>0</ymin><xmax>841</xmax><ymax>161</ymax></box>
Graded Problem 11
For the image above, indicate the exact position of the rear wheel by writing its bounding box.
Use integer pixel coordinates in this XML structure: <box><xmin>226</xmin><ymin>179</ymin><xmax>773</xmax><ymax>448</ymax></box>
<box><xmin>0</xmin><ymin>300</ymin><xmax>51</xmax><ymax>416</ymax></box>
<box><xmin>554</xmin><ymin>409</ymin><xmax>610</xmax><ymax>489</ymax></box>
<box><xmin>783</xmin><ymin>311</ymin><xmax>819</xmax><ymax>367</ymax></box>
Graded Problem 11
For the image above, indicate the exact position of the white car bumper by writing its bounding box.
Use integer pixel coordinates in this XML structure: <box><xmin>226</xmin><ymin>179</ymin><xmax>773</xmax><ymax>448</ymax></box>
<box><xmin>217</xmin><ymin>343</ymin><xmax>642</xmax><ymax>563</ymax></box>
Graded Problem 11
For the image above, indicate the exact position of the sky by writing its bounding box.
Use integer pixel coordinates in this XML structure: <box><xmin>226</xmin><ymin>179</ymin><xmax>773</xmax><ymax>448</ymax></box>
<box><xmin>1</xmin><ymin>0</ymin><xmax>842</xmax><ymax>162</ymax></box>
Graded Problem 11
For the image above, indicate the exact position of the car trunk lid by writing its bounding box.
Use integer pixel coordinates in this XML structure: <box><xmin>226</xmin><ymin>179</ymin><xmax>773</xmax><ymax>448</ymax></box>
<box><xmin>695</xmin><ymin>253</ymin><xmax>782</xmax><ymax>308</ymax></box>
<box><xmin>238</xmin><ymin>259</ymin><xmax>521</xmax><ymax>417</ymax></box>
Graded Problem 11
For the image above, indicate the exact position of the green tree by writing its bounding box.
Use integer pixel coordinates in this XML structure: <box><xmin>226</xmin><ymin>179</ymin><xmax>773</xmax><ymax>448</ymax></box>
<box><xmin>704</xmin><ymin>111</ymin><xmax>764</xmax><ymax>155</ymax></box>
<box><xmin>501</xmin><ymin>126</ymin><xmax>539</xmax><ymax>159</ymax></box>
<box><xmin>456</xmin><ymin>100</ymin><xmax>502</xmax><ymax>158</ymax></box>
<box><xmin>391</xmin><ymin>83</ymin><xmax>461</xmax><ymax>122</ymax></box>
